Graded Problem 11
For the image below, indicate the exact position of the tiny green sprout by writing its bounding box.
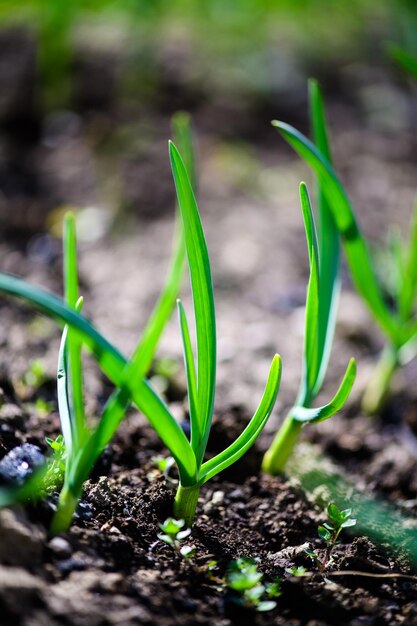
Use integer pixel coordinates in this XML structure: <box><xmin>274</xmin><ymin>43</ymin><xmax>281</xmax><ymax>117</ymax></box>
<box><xmin>151</xmin><ymin>455</ymin><xmax>176</xmax><ymax>478</ymax></box>
<box><xmin>158</xmin><ymin>517</ymin><xmax>196</xmax><ymax>558</ymax></box>
<box><xmin>25</xmin><ymin>360</ymin><xmax>47</xmax><ymax>388</ymax></box>
<box><xmin>272</xmin><ymin>79</ymin><xmax>417</xmax><ymax>415</ymax></box>
<box><xmin>307</xmin><ymin>502</ymin><xmax>356</xmax><ymax>573</ymax></box>
<box><xmin>18</xmin><ymin>360</ymin><xmax>48</xmax><ymax>398</ymax></box>
<box><xmin>34</xmin><ymin>398</ymin><xmax>55</xmax><ymax>416</ymax></box>
<box><xmin>285</xmin><ymin>565</ymin><xmax>307</xmax><ymax>577</ymax></box>
<box><xmin>225</xmin><ymin>557</ymin><xmax>280</xmax><ymax>612</ymax></box>
<box><xmin>43</xmin><ymin>435</ymin><xmax>66</xmax><ymax>490</ymax></box>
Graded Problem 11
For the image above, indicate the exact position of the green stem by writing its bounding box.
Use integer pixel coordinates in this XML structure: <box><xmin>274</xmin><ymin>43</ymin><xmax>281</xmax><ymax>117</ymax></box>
<box><xmin>361</xmin><ymin>345</ymin><xmax>398</xmax><ymax>416</ymax></box>
<box><xmin>50</xmin><ymin>484</ymin><xmax>80</xmax><ymax>534</ymax></box>
<box><xmin>173</xmin><ymin>483</ymin><xmax>200</xmax><ymax>527</ymax></box>
<box><xmin>262</xmin><ymin>412</ymin><xmax>303</xmax><ymax>476</ymax></box>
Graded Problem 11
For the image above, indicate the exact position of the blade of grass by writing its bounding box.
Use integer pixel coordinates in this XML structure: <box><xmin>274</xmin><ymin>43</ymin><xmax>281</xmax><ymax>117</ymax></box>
<box><xmin>199</xmin><ymin>355</ymin><xmax>282</xmax><ymax>484</ymax></box>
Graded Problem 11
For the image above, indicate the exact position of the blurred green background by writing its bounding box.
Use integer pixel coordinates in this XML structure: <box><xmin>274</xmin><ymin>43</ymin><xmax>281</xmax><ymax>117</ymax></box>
<box><xmin>0</xmin><ymin>0</ymin><xmax>415</xmax><ymax>235</ymax></box>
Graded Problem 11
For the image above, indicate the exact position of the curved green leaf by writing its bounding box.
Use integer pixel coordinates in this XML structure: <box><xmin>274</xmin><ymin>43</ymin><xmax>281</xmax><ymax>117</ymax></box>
<box><xmin>199</xmin><ymin>355</ymin><xmax>281</xmax><ymax>484</ymax></box>
<box><xmin>309</xmin><ymin>80</ymin><xmax>341</xmax><ymax>396</ymax></box>
<box><xmin>298</xmin><ymin>182</ymin><xmax>320</xmax><ymax>405</ymax></box>
<box><xmin>177</xmin><ymin>299</ymin><xmax>199</xmax><ymax>449</ymax></box>
<box><xmin>57</xmin><ymin>325</ymin><xmax>73</xmax><ymax>462</ymax></box>
<box><xmin>0</xmin><ymin>273</ymin><xmax>197</xmax><ymax>484</ymax></box>
<box><xmin>272</xmin><ymin>120</ymin><xmax>399</xmax><ymax>345</ymax></box>
<box><xmin>292</xmin><ymin>357</ymin><xmax>356</xmax><ymax>423</ymax></box>
<box><xmin>63</xmin><ymin>213</ymin><xmax>86</xmax><ymax>447</ymax></box>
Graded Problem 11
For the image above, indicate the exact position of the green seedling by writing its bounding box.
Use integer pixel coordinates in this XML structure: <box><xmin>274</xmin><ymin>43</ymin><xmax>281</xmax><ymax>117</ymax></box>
<box><xmin>272</xmin><ymin>80</ymin><xmax>417</xmax><ymax>415</ymax></box>
<box><xmin>34</xmin><ymin>397</ymin><xmax>55</xmax><ymax>416</ymax></box>
<box><xmin>168</xmin><ymin>141</ymin><xmax>281</xmax><ymax>525</ymax></box>
<box><xmin>151</xmin><ymin>455</ymin><xmax>176</xmax><ymax>478</ymax></box>
<box><xmin>306</xmin><ymin>502</ymin><xmax>356</xmax><ymax>573</ymax></box>
<box><xmin>43</xmin><ymin>435</ymin><xmax>66</xmax><ymax>491</ymax></box>
<box><xmin>52</xmin><ymin>113</ymin><xmax>194</xmax><ymax>532</ymax></box>
<box><xmin>285</xmin><ymin>565</ymin><xmax>307</xmax><ymax>577</ymax></box>
<box><xmin>263</xmin><ymin>82</ymin><xmax>356</xmax><ymax>475</ymax></box>
<box><xmin>0</xmin><ymin>113</ymin><xmax>193</xmax><ymax>532</ymax></box>
<box><xmin>0</xmin><ymin>125</ymin><xmax>281</xmax><ymax>529</ymax></box>
<box><xmin>51</xmin><ymin>201</ymin><xmax>186</xmax><ymax>533</ymax></box>
<box><xmin>158</xmin><ymin>517</ymin><xmax>196</xmax><ymax>558</ymax></box>
<box><xmin>225</xmin><ymin>557</ymin><xmax>281</xmax><ymax>612</ymax></box>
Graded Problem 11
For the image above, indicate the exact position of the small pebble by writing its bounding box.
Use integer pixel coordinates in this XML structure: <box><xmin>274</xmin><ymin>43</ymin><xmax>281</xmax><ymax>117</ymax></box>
<box><xmin>48</xmin><ymin>537</ymin><xmax>72</xmax><ymax>559</ymax></box>
<box><xmin>0</xmin><ymin>444</ymin><xmax>45</xmax><ymax>486</ymax></box>
<box><xmin>211</xmin><ymin>491</ymin><xmax>225</xmax><ymax>505</ymax></box>
<box><xmin>0</xmin><ymin>404</ymin><xmax>24</xmax><ymax>427</ymax></box>
<box><xmin>57</xmin><ymin>558</ymin><xmax>87</xmax><ymax>574</ymax></box>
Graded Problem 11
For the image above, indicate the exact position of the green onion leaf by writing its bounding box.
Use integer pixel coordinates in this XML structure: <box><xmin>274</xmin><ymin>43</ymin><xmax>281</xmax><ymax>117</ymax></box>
<box><xmin>309</xmin><ymin>80</ymin><xmax>341</xmax><ymax>396</ymax></box>
<box><xmin>177</xmin><ymin>299</ymin><xmax>199</xmax><ymax>448</ymax></box>
<box><xmin>272</xmin><ymin>120</ymin><xmax>399</xmax><ymax>345</ymax></box>
<box><xmin>170</xmin><ymin>140</ymin><xmax>216</xmax><ymax>466</ymax></box>
<box><xmin>199</xmin><ymin>354</ymin><xmax>281</xmax><ymax>484</ymax></box>
<box><xmin>291</xmin><ymin>357</ymin><xmax>356</xmax><ymax>423</ymax></box>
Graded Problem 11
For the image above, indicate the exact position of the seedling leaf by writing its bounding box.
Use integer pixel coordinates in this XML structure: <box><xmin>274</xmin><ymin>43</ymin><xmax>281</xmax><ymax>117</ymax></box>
<box><xmin>170</xmin><ymin>140</ymin><xmax>216</xmax><ymax>465</ymax></box>
<box><xmin>272</xmin><ymin>120</ymin><xmax>398</xmax><ymax>344</ymax></box>
<box><xmin>199</xmin><ymin>354</ymin><xmax>281</xmax><ymax>484</ymax></box>
<box><xmin>292</xmin><ymin>357</ymin><xmax>356</xmax><ymax>423</ymax></box>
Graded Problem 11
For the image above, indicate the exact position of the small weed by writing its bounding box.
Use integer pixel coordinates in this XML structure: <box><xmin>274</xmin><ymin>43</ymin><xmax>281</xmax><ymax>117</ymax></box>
<box><xmin>225</xmin><ymin>557</ymin><xmax>280</xmax><ymax>612</ymax></box>
<box><xmin>306</xmin><ymin>502</ymin><xmax>356</xmax><ymax>573</ymax></box>
<box><xmin>158</xmin><ymin>518</ymin><xmax>196</xmax><ymax>559</ymax></box>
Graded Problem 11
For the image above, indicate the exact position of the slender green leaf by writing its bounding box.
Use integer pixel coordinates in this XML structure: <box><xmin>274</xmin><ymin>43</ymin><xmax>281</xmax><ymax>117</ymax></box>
<box><xmin>388</xmin><ymin>230</ymin><xmax>406</xmax><ymax>306</ymax></box>
<box><xmin>177</xmin><ymin>299</ymin><xmax>199</xmax><ymax>449</ymax></box>
<box><xmin>57</xmin><ymin>325</ymin><xmax>73</xmax><ymax>464</ymax></box>
<box><xmin>63</xmin><ymin>214</ymin><xmax>86</xmax><ymax>446</ymax></box>
<box><xmin>298</xmin><ymin>182</ymin><xmax>320</xmax><ymax>405</ymax></box>
<box><xmin>291</xmin><ymin>357</ymin><xmax>356</xmax><ymax>423</ymax></box>
<box><xmin>399</xmin><ymin>199</ymin><xmax>417</xmax><ymax>320</ymax></box>
<box><xmin>172</xmin><ymin>111</ymin><xmax>197</xmax><ymax>192</ymax></box>
<box><xmin>309</xmin><ymin>80</ymin><xmax>341</xmax><ymax>395</ymax></box>
<box><xmin>169</xmin><ymin>141</ymin><xmax>216</xmax><ymax>466</ymax></box>
<box><xmin>272</xmin><ymin>120</ymin><xmax>399</xmax><ymax>345</ymax></box>
<box><xmin>63</xmin><ymin>213</ymin><xmax>79</xmax><ymax>308</ymax></box>
<box><xmin>199</xmin><ymin>355</ymin><xmax>281</xmax><ymax>484</ymax></box>
<box><xmin>0</xmin><ymin>273</ymin><xmax>197</xmax><ymax>483</ymax></box>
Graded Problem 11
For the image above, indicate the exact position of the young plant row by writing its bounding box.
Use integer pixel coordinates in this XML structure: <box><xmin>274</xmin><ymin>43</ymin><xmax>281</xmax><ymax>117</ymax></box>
<box><xmin>1</xmin><ymin>78</ymin><xmax>411</xmax><ymax>532</ymax></box>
